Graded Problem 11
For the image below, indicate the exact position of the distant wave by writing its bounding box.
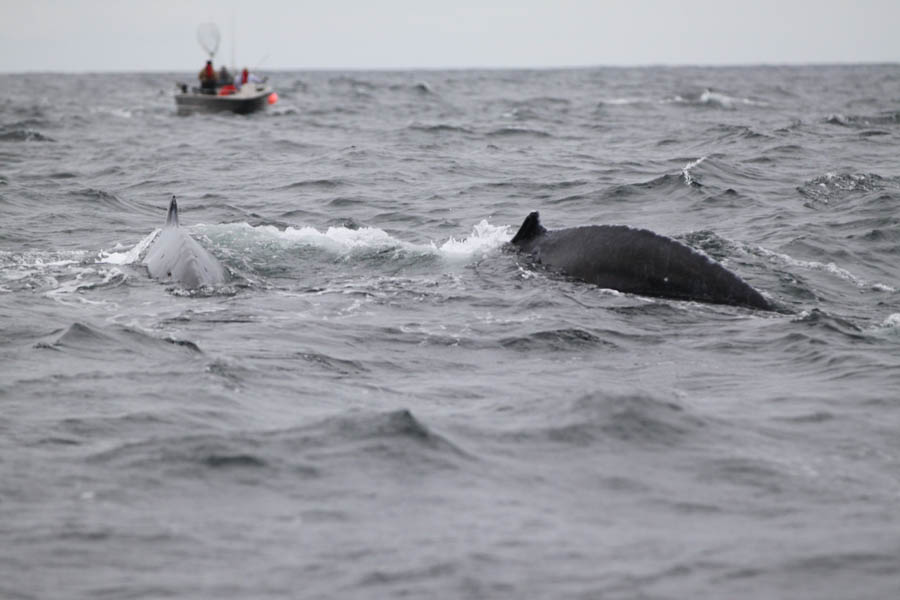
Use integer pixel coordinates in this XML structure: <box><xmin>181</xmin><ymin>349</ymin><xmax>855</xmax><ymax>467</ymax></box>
<box><xmin>665</xmin><ymin>89</ymin><xmax>769</xmax><ymax>110</ymax></box>
<box><xmin>90</xmin><ymin>408</ymin><xmax>469</xmax><ymax>475</ymax></box>
<box><xmin>70</xmin><ymin>188</ymin><xmax>148</xmax><ymax>213</ymax></box>
<box><xmin>825</xmin><ymin>111</ymin><xmax>900</xmax><ymax>128</ymax></box>
<box><xmin>674</xmin><ymin>154</ymin><xmax>771</xmax><ymax>194</ymax></box>
<box><xmin>488</xmin><ymin>392</ymin><xmax>708</xmax><ymax>447</ymax></box>
<box><xmin>596</xmin><ymin>97</ymin><xmax>651</xmax><ymax>106</ymax></box>
<box><xmin>388</xmin><ymin>81</ymin><xmax>433</xmax><ymax>94</ymax></box>
<box><xmin>486</xmin><ymin>127</ymin><xmax>552</xmax><ymax>138</ymax></box>
<box><xmin>753</xmin><ymin>245</ymin><xmax>895</xmax><ymax>292</ymax></box>
<box><xmin>89</xmin><ymin>106</ymin><xmax>137</xmax><ymax>119</ymax></box>
<box><xmin>595</xmin><ymin>89</ymin><xmax>769</xmax><ymax>110</ymax></box>
<box><xmin>0</xmin><ymin>127</ymin><xmax>55</xmax><ymax>142</ymax></box>
<box><xmin>601</xmin><ymin>173</ymin><xmax>688</xmax><ymax>201</ymax></box>
<box><xmin>327</xmin><ymin>75</ymin><xmax>376</xmax><ymax>89</ymax></box>
<box><xmin>37</xmin><ymin>321</ymin><xmax>202</xmax><ymax>357</ymax></box>
<box><xmin>407</xmin><ymin>123</ymin><xmax>474</xmax><ymax>134</ymax></box>
<box><xmin>704</xmin><ymin>123</ymin><xmax>771</xmax><ymax>140</ymax></box>
<box><xmin>501</xmin><ymin>96</ymin><xmax>571</xmax><ymax>121</ymax></box>
<box><xmin>500</xmin><ymin>328</ymin><xmax>618</xmax><ymax>352</ymax></box>
<box><xmin>276</xmin><ymin>178</ymin><xmax>346</xmax><ymax>191</ymax></box>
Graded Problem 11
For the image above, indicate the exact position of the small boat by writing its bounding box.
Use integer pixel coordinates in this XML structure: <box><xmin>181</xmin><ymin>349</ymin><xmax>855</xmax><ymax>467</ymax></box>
<box><xmin>175</xmin><ymin>22</ymin><xmax>278</xmax><ymax>116</ymax></box>
<box><xmin>174</xmin><ymin>82</ymin><xmax>277</xmax><ymax>115</ymax></box>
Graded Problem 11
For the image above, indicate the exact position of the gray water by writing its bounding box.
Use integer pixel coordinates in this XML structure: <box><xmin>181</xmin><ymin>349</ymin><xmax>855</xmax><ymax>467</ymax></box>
<box><xmin>2</xmin><ymin>66</ymin><xmax>900</xmax><ymax>599</ymax></box>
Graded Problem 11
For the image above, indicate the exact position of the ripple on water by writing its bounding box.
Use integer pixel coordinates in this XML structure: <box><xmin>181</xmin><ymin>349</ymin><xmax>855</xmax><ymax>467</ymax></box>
<box><xmin>89</xmin><ymin>409</ymin><xmax>471</xmax><ymax>481</ymax></box>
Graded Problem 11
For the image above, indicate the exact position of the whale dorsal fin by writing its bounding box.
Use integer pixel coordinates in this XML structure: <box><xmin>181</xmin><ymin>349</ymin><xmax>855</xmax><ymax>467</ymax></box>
<box><xmin>511</xmin><ymin>211</ymin><xmax>546</xmax><ymax>244</ymax></box>
<box><xmin>166</xmin><ymin>195</ymin><xmax>179</xmax><ymax>227</ymax></box>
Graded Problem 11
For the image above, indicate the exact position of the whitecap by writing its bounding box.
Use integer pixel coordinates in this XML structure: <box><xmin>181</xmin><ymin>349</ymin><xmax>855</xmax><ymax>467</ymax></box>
<box><xmin>598</xmin><ymin>97</ymin><xmax>647</xmax><ymax>106</ymax></box>
<box><xmin>699</xmin><ymin>89</ymin><xmax>735</xmax><ymax>109</ymax></box>
<box><xmin>664</xmin><ymin>90</ymin><xmax>768</xmax><ymax>109</ymax></box>
<box><xmin>699</xmin><ymin>90</ymin><xmax>768</xmax><ymax>109</ymax></box>
<box><xmin>682</xmin><ymin>156</ymin><xmax>707</xmax><ymax>186</ymax></box>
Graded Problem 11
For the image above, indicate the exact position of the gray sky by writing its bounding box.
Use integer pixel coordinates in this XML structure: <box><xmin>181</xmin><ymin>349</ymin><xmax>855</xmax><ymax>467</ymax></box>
<box><xmin>1</xmin><ymin>0</ymin><xmax>897</xmax><ymax>72</ymax></box>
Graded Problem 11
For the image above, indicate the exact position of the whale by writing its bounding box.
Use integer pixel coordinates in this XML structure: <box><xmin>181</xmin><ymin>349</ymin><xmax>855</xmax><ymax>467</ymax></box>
<box><xmin>509</xmin><ymin>211</ymin><xmax>772</xmax><ymax>310</ymax></box>
<box><xmin>143</xmin><ymin>196</ymin><xmax>227</xmax><ymax>288</ymax></box>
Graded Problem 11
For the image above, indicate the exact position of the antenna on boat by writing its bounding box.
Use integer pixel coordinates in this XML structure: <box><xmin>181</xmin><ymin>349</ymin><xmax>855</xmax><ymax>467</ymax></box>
<box><xmin>197</xmin><ymin>23</ymin><xmax>221</xmax><ymax>60</ymax></box>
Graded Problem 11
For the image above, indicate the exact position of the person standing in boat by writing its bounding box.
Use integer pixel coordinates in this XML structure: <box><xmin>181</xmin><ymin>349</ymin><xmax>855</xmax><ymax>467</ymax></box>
<box><xmin>242</xmin><ymin>67</ymin><xmax>265</xmax><ymax>84</ymax></box>
<box><xmin>218</xmin><ymin>65</ymin><xmax>234</xmax><ymax>86</ymax></box>
<box><xmin>198</xmin><ymin>60</ymin><xmax>216</xmax><ymax>94</ymax></box>
<box><xmin>233</xmin><ymin>68</ymin><xmax>247</xmax><ymax>91</ymax></box>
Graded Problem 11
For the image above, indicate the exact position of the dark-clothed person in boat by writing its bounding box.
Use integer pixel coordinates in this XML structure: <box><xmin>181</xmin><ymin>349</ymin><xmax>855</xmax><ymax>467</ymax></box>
<box><xmin>198</xmin><ymin>60</ymin><xmax>216</xmax><ymax>94</ymax></box>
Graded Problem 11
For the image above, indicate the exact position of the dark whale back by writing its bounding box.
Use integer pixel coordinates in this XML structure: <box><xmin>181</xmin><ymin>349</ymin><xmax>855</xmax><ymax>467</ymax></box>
<box><xmin>511</xmin><ymin>211</ymin><xmax>546</xmax><ymax>244</ymax></box>
<box><xmin>510</xmin><ymin>211</ymin><xmax>772</xmax><ymax>310</ymax></box>
<box><xmin>166</xmin><ymin>195</ymin><xmax>179</xmax><ymax>227</ymax></box>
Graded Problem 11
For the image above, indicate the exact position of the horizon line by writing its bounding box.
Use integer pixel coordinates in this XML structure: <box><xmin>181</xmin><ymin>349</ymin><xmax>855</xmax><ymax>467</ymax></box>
<box><xmin>2</xmin><ymin>60</ymin><xmax>898</xmax><ymax>76</ymax></box>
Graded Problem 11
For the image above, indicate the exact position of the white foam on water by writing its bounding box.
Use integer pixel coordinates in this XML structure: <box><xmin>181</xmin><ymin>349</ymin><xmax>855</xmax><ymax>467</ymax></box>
<box><xmin>0</xmin><ymin>248</ymin><xmax>130</xmax><ymax>300</ymax></box>
<box><xmin>431</xmin><ymin>220</ymin><xmax>512</xmax><ymax>263</ymax></box>
<box><xmin>0</xmin><ymin>250</ymin><xmax>88</xmax><ymax>290</ymax></box>
<box><xmin>99</xmin><ymin>230</ymin><xmax>159</xmax><ymax>265</ymax></box>
<box><xmin>882</xmin><ymin>313</ymin><xmax>900</xmax><ymax>328</ymax></box>
<box><xmin>45</xmin><ymin>265</ymin><xmax>127</xmax><ymax>298</ymax></box>
<box><xmin>198</xmin><ymin>219</ymin><xmax>511</xmax><ymax>264</ymax></box>
<box><xmin>99</xmin><ymin>219</ymin><xmax>500</xmax><ymax>270</ymax></box>
<box><xmin>202</xmin><ymin>222</ymin><xmax>419</xmax><ymax>256</ymax></box>
<box><xmin>868</xmin><ymin>313</ymin><xmax>900</xmax><ymax>338</ymax></box>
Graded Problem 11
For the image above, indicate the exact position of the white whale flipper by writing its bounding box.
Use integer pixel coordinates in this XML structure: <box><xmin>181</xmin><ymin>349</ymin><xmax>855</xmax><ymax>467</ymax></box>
<box><xmin>144</xmin><ymin>196</ymin><xmax>227</xmax><ymax>288</ymax></box>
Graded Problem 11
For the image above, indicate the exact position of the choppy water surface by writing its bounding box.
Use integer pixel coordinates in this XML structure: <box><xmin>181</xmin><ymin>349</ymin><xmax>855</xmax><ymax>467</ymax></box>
<box><xmin>2</xmin><ymin>66</ymin><xmax>900</xmax><ymax>599</ymax></box>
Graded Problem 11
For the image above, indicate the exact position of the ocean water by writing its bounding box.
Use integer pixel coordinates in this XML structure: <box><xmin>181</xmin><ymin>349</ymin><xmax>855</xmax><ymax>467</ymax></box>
<box><xmin>2</xmin><ymin>65</ymin><xmax>900</xmax><ymax>599</ymax></box>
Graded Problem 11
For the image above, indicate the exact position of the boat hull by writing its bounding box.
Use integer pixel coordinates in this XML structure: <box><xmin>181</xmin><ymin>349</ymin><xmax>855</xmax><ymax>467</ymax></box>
<box><xmin>174</xmin><ymin>85</ymin><xmax>273</xmax><ymax>115</ymax></box>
